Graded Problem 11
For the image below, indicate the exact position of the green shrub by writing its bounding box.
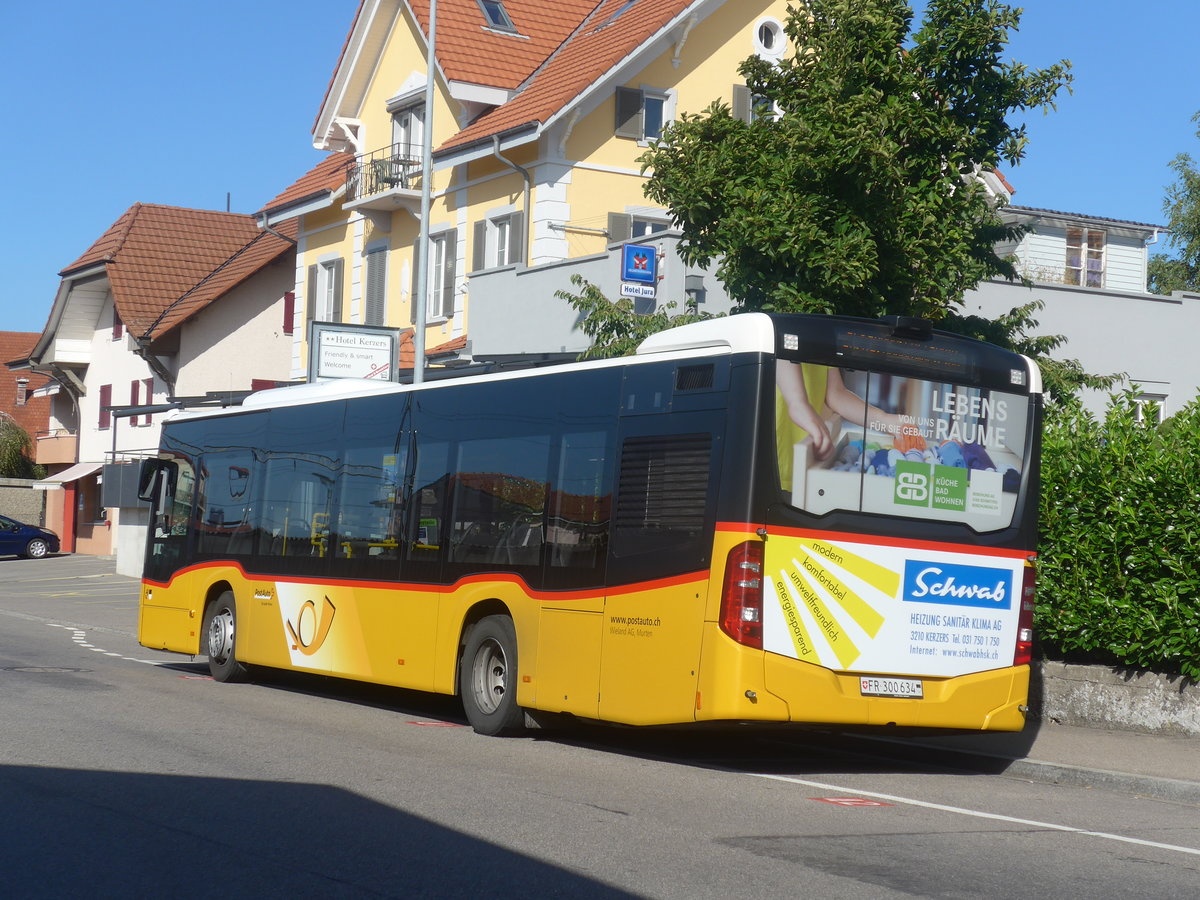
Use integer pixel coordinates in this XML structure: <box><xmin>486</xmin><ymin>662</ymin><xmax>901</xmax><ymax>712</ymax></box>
<box><xmin>1037</xmin><ymin>391</ymin><xmax>1200</xmax><ymax>681</ymax></box>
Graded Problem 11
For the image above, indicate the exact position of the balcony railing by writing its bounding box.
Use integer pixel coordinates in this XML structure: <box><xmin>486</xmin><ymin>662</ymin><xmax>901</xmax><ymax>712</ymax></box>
<box><xmin>346</xmin><ymin>143</ymin><xmax>424</xmax><ymax>203</ymax></box>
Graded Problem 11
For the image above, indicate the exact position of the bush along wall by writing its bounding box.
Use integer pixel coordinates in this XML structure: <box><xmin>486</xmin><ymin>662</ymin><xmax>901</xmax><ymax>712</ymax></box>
<box><xmin>1037</xmin><ymin>391</ymin><xmax>1200</xmax><ymax>682</ymax></box>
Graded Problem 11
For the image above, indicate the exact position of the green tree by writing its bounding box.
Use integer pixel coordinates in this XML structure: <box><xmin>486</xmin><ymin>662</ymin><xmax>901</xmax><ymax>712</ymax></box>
<box><xmin>640</xmin><ymin>0</ymin><xmax>1070</xmax><ymax>318</ymax></box>
<box><xmin>555</xmin><ymin>274</ymin><xmax>714</xmax><ymax>359</ymax></box>
<box><xmin>1148</xmin><ymin>110</ymin><xmax>1200</xmax><ymax>295</ymax></box>
<box><xmin>0</xmin><ymin>418</ymin><xmax>45</xmax><ymax>479</ymax></box>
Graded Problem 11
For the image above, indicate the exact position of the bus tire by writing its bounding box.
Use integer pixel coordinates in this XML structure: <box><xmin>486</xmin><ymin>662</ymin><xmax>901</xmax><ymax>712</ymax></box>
<box><xmin>460</xmin><ymin>615</ymin><xmax>525</xmax><ymax>736</ymax></box>
<box><xmin>203</xmin><ymin>591</ymin><xmax>250</xmax><ymax>683</ymax></box>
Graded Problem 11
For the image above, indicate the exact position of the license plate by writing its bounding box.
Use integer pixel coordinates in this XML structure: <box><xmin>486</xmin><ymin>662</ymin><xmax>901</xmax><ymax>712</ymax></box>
<box><xmin>859</xmin><ymin>676</ymin><xmax>923</xmax><ymax>699</ymax></box>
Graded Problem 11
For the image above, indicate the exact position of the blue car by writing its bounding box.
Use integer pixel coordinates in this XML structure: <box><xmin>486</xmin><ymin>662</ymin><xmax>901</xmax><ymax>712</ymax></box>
<box><xmin>0</xmin><ymin>514</ymin><xmax>60</xmax><ymax>559</ymax></box>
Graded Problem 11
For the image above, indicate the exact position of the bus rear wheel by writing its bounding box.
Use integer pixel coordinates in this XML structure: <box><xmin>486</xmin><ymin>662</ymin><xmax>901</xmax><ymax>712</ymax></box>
<box><xmin>460</xmin><ymin>615</ymin><xmax>525</xmax><ymax>736</ymax></box>
<box><xmin>203</xmin><ymin>591</ymin><xmax>250</xmax><ymax>683</ymax></box>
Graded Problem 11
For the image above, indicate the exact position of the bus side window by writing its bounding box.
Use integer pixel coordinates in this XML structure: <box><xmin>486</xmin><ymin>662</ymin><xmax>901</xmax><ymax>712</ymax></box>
<box><xmin>546</xmin><ymin>430</ymin><xmax>612</xmax><ymax>588</ymax></box>
<box><xmin>407</xmin><ymin>440</ymin><xmax>450</xmax><ymax>573</ymax></box>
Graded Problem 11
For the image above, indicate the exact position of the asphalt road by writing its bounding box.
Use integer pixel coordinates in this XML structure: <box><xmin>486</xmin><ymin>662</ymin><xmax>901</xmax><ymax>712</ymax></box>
<box><xmin>2</xmin><ymin>555</ymin><xmax>1198</xmax><ymax>898</ymax></box>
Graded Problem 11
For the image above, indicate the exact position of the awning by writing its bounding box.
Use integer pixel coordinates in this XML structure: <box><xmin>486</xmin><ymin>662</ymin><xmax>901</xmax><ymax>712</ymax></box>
<box><xmin>35</xmin><ymin>461</ymin><xmax>103</xmax><ymax>489</ymax></box>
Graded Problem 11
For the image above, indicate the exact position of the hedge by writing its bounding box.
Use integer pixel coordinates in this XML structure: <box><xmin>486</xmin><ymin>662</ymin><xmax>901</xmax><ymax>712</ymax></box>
<box><xmin>1037</xmin><ymin>391</ymin><xmax>1200</xmax><ymax>681</ymax></box>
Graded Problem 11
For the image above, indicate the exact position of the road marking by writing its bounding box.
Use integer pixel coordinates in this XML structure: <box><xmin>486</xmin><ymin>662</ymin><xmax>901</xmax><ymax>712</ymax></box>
<box><xmin>750</xmin><ymin>773</ymin><xmax>1200</xmax><ymax>857</ymax></box>
<box><xmin>47</xmin><ymin>623</ymin><xmax>175</xmax><ymax>667</ymax></box>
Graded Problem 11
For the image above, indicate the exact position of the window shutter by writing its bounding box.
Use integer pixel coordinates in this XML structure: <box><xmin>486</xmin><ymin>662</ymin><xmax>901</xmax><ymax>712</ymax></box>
<box><xmin>306</xmin><ymin>265</ymin><xmax>318</xmax><ymax>322</ymax></box>
<box><xmin>99</xmin><ymin>384</ymin><xmax>112</xmax><ymax>430</ymax></box>
<box><xmin>441</xmin><ymin>233</ymin><xmax>457</xmax><ymax>317</ymax></box>
<box><xmin>365</xmin><ymin>249</ymin><xmax>387</xmax><ymax>326</ymax></box>
<box><xmin>130</xmin><ymin>379</ymin><xmax>140</xmax><ymax>419</ymax></box>
<box><xmin>331</xmin><ymin>258</ymin><xmax>344</xmax><ymax>322</ymax></box>
<box><xmin>732</xmin><ymin>84</ymin><xmax>751</xmax><ymax>123</ymax></box>
<box><xmin>143</xmin><ymin>377</ymin><xmax>154</xmax><ymax>425</ymax></box>
<box><xmin>508</xmin><ymin>211</ymin><xmax>525</xmax><ymax>265</ymax></box>
<box><xmin>112</xmin><ymin>307</ymin><xmax>124</xmax><ymax>341</ymax></box>
<box><xmin>614</xmin><ymin>87</ymin><xmax>643</xmax><ymax>139</ymax></box>
<box><xmin>607</xmin><ymin>213</ymin><xmax>632</xmax><ymax>244</ymax></box>
<box><xmin>283</xmin><ymin>291</ymin><xmax>295</xmax><ymax>335</ymax></box>
<box><xmin>472</xmin><ymin>220</ymin><xmax>486</xmax><ymax>272</ymax></box>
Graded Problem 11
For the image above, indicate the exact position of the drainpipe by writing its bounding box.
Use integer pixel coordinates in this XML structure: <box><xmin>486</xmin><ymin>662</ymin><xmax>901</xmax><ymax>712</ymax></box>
<box><xmin>492</xmin><ymin>134</ymin><xmax>532</xmax><ymax>263</ymax></box>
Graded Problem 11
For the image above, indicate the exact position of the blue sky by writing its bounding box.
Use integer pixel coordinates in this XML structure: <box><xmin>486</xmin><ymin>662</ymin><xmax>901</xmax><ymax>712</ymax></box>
<box><xmin>2</xmin><ymin>0</ymin><xmax>1198</xmax><ymax>335</ymax></box>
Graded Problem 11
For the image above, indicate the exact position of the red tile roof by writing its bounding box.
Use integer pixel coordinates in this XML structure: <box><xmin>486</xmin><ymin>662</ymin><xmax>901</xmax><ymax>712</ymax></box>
<box><xmin>60</xmin><ymin>204</ymin><xmax>295</xmax><ymax>342</ymax></box>
<box><xmin>438</xmin><ymin>0</ymin><xmax>695</xmax><ymax>153</ymax></box>
<box><xmin>259</xmin><ymin>152</ymin><xmax>355</xmax><ymax>217</ymax></box>
<box><xmin>0</xmin><ymin>332</ymin><xmax>53</xmax><ymax>440</ymax></box>
<box><xmin>408</xmin><ymin>0</ymin><xmax>601</xmax><ymax>90</ymax></box>
<box><xmin>397</xmin><ymin>330</ymin><xmax>468</xmax><ymax>368</ymax></box>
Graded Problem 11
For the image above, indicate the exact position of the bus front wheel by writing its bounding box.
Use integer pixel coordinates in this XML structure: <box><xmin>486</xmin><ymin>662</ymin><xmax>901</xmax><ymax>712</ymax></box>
<box><xmin>203</xmin><ymin>591</ymin><xmax>250</xmax><ymax>683</ymax></box>
<box><xmin>460</xmin><ymin>615</ymin><xmax>525</xmax><ymax>736</ymax></box>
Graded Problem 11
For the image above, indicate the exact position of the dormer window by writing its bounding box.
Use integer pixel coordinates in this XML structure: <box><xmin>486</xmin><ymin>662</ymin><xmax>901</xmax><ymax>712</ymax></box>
<box><xmin>478</xmin><ymin>0</ymin><xmax>515</xmax><ymax>32</ymax></box>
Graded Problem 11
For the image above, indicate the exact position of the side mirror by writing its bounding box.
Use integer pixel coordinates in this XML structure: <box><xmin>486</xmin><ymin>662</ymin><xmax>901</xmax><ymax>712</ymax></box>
<box><xmin>138</xmin><ymin>459</ymin><xmax>168</xmax><ymax>502</ymax></box>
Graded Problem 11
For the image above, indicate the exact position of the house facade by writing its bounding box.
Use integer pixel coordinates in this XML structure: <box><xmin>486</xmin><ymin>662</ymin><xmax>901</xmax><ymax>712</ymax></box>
<box><xmin>964</xmin><ymin>206</ymin><xmax>1198</xmax><ymax>418</ymax></box>
<box><xmin>258</xmin><ymin>0</ymin><xmax>787</xmax><ymax>374</ymax></box>
<box><xmin>8</xmin><ymin>204</ymin><xmax>297</xmax><ymax>574</ymax></box>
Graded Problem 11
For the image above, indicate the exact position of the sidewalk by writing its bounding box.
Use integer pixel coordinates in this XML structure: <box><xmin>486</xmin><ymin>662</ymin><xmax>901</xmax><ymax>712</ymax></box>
<box><xmin>887</xmin><ymin>723</ymin><xmax>1200</xmax><ymax>804</ymax></box>
<box><xmin>7</xmin><ymin>553</ymin><xmax>1199</xmax><ymax>803</ymax></box>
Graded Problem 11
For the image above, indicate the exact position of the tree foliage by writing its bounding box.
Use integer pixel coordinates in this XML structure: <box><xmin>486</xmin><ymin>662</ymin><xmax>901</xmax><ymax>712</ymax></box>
<box><xmin>555</xmin><ymin>274</ymin><xmax>715</xmax><ymax>359</ymax></box>
<box><xmin>1148</xmin><ymin>110</ymin><xmax>1200</xmax><ymax>296</ymax></box>
<box><xmin>0</xmin><ymin>419</ymin><xmax>44</xmax><ymax>479</ymax></box>
<box><xmin>640</xmin><ymin>0</ymin><xmax>1070</xmax><ymax>318</ymax></box>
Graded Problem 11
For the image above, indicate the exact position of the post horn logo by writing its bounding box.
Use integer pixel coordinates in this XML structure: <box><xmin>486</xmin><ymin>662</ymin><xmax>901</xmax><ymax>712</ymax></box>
<box><xmin>286</xmin><ymin>595</ymin><xmax>337</xmax><ymax>656</ymax></box>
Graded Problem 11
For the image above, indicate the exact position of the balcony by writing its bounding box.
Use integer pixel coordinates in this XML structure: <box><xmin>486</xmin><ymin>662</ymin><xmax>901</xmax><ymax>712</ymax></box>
<box><xmin>344</xmin><ymin>144</ymin><xmax>424</xmax><ymax>219</ymax></box>
<box><xmin>36</xmin><ymin>430</ymin><xmax>78</xmax><ymax>466</ymax></box>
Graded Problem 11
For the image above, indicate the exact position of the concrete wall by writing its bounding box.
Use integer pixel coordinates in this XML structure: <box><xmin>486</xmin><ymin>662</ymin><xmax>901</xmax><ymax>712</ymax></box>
<box><xmin>964</xmin><ymin>279</ymin><xmax>1200</xmax><ymax>415</ymax></box>
<box><xmin>467</xmin><ymin>232</ymin><xmax>735</xmax><ymax>357</ymax></box>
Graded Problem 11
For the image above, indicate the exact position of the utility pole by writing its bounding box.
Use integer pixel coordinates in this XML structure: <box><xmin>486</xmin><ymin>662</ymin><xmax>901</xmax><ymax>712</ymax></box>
<box><xmin>412</xmin><ymin>0</ymin><xmax>437</xmax><ymax>385</ymax></box>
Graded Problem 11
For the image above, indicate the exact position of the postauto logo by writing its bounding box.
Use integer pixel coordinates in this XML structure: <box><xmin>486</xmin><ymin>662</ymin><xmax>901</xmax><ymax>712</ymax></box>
<box><xmin>901</xmin><ymin>560</ymin><xmax>1013</xmax><ymax>610</ymax></box>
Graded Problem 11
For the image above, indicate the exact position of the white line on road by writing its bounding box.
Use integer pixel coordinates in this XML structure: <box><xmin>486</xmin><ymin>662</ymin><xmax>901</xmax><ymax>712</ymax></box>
<box><xmin>749</xmin><ymin>772</ymin><xmax>1200</xmax><ymax>857</ymax></box>
<box><xmin>47</xmin><ymin>623</ymin><xmax>176</xmax><ymax>667</ymax></box>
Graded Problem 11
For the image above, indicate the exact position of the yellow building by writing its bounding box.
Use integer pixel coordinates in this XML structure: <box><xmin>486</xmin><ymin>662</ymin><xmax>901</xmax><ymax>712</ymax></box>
<box><xmin>257</xmin><ymin>0</ymin><xmax>794</xmax><ymax>375</ymax></box>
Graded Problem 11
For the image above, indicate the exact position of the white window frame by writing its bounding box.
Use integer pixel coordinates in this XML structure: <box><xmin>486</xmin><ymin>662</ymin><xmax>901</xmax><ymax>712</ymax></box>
<box><xmin>1134</xmin><ymin>393</ymin><xmax>1167</xmax><ymax>424</ymax></box>
<box><xmin>754</xmin><ymin>17</ymin><xmax>786</xmax><ymax>61</ymax></box>
<box><xmin>1065</xmin><ymin>227</ymin><xmax>1105</xmax><ymax>288</ymax></box>
<box><xmin>426</xmin><ymin>230</ymin><xmax>457</xmax><ymax>321</ymax></box>
<box><xmin>615</xmin><ymin>87</ymin><xmax>676</xmax><ymax>144</ymax></box>
<box><xmin>316</xmin><ymin>260</ymin><xmax>340</xmax><ymax>320</ymax></box>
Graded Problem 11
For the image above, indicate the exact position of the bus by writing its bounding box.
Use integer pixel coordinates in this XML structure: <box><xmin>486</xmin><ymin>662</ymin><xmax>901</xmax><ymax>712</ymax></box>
<box><xmin>137</xmin><ymin>312</ymin><xmax>1040</xmax><ymax>736</ymax></box>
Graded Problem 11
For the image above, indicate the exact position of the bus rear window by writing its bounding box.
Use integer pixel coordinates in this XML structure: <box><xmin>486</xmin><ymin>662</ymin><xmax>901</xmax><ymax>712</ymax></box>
<box><xmin>775</xmin><ymin>362</ymin><xmax>1031</xmax><ymax>531</ymax></box>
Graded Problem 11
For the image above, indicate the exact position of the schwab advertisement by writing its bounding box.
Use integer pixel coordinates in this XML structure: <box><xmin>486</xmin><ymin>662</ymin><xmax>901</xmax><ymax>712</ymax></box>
<box><xmin>763</xmin><ymin>532</ymin><xmax>1027</xmax><ymax>678</ymax></box>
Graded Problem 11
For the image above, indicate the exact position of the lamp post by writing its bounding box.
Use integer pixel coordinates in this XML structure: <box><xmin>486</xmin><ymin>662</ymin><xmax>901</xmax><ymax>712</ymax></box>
<box><xmin>412</xmin><ymin>0</ymin><xmax>437</xmax><ymax>385</ymax></box>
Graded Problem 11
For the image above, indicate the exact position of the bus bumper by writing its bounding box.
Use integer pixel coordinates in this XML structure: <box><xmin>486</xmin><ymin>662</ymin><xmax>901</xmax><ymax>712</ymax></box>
<box><xmin>695</xmin><ymin>626</ymin><xmax>1029</xmax><ymax>731</ymax></box>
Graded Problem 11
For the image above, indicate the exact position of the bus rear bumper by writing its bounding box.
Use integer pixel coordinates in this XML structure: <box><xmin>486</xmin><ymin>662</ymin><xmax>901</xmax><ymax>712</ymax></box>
<box><xmin>765</xmin><ymin>653</ymin><xmax>1029</xmax><ymax>731</ymax></box>
<box><xmin>695</xmin><ymin>629</ymin><xmax>1029</xmax><ymax>731</ymax></box>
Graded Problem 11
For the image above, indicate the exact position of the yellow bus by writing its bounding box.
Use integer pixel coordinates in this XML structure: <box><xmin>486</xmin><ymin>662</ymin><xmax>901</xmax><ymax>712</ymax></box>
<box><xmin>137</xmin><ymin>312</ymin><xmax>1040</xmax><ymax>735</ymax></box>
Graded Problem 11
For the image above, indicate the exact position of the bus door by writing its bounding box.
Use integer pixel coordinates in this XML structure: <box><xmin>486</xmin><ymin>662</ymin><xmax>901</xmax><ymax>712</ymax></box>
<box><xmin>599</xmin><ymin>361</ymin><xmax>726</xmax><ymax>725</ymax></box>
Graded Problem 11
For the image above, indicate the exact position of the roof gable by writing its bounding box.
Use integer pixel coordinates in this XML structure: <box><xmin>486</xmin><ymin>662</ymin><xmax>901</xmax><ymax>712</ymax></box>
<box><xmin>315</xmin><ymin>1</ymin><xmax>601</xmax><ymax>149</ymax></box>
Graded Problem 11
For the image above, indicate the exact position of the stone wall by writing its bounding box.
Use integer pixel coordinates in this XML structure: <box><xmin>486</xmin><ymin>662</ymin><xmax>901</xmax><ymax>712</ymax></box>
<box><xmin>1034</xmin><ymin>660</ymin><xmax>1200</xmax><ymax>736</ymax></box>
<box><xmin>0</xmin><ymin>478</ymin><xmax>46</xmax><ymax>525</ymax></box>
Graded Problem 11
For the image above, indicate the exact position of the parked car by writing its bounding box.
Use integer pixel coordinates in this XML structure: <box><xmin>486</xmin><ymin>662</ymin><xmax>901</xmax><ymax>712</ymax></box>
<box><xmin>0</xmin><ymin>514</ymin><xmax>60</xmax><ymax>559</ymax></box>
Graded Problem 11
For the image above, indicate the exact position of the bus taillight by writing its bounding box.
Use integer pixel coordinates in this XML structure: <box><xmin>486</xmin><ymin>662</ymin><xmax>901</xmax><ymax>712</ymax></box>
<box><xmin>1014</xmin><ymin>563</ymin><xmax>1036</xmax><ymax>667</ymax></box>
<box><xmin>720</xmin><ymin>541</ymin><xmax>764</xmax><ymax>649</ymax></box>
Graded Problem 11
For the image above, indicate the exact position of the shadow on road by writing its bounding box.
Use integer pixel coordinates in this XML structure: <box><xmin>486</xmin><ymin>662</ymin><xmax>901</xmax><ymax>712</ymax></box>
<box><xmin>0</xmin><ymin>764</ymin><xmax>639</xmax><ymax>899</ymax></box>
